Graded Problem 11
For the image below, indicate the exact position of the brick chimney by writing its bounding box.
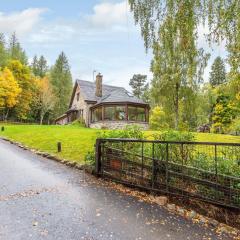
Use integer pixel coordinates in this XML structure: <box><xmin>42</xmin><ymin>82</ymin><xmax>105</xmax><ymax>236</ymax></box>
<box><xmin>95</xmin><ymin>73</ymin><xmax>103</xmax><ymax>97</ymax></box>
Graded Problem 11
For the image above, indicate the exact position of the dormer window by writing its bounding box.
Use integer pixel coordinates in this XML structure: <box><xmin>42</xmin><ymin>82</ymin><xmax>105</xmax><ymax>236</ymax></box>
<box><xmin>77</xmin><ymin>93</ymin><xmax>80</xmax><ymax>101</ymax></box>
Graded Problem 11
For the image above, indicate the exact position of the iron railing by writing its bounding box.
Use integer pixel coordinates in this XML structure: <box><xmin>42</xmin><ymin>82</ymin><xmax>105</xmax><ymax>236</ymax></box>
<box><xmin>95</xmin><ymin>138</ymin><xmax>240</xmax><ymax>209</ymax></box>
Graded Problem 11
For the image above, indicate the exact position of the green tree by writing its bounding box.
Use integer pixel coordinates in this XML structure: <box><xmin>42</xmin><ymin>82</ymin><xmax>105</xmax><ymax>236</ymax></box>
<box><xmin>8</xmin><ymin>33</ymin><xmax>28</xmax><ymax>65</ymax></box>
<box><xmin>129</xmin><ymin>74</ymin><xmax>148</xmax><ymax>99</ymax></box>
<box><xmin>150</xmin><ymin>106</ymin><xmax>169</xmax><ymax>130</ymax></box>
<box><xmin>129</xmin><ymin>0</ymin><xmax>239</xmax><ymax>129</ymax></box>
<box><xmin>0</xmin><ymin>33</ymin><xmax>9</xmax><ymax>67</ymax></box>
<box><xmin>31</xmin><ymin>55</ymin><xmax>48</xmax><ymax>78</ymax></box>
<box><xmin>211</xmin><ymin>94</ymin><xmax>235</xmax><ymax>133</ymax></box>
<box><xmin>142</xmin><ymin>83</ymin><xmax>151</xmax><ymax>103</ymax></box>
<box><xmin>209</xmin><ymin>57</ymin><xmax>226</xmax><ymax>87</ymax></box>
<box><xmin>50</xmin><ymin>52</ymin><xmax>72</xmax><ymax>117</ymax></box>
<box><xmin>128</xmin><ymin>0</ymin><xmax>239</xmax><ymax>70</ymax></box>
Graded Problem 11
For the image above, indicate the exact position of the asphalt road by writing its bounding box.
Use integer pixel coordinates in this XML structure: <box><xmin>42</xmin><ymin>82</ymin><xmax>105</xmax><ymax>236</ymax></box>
<box><xmin>0</xmin><ymin>139</ymin><xmax>232</xmax><ymax>240</ymax></box>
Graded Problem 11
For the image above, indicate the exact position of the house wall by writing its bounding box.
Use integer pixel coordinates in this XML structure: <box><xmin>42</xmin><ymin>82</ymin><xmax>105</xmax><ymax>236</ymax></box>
<box><xmin>89</xmin><ymin>121</ymin><xmax>149</xmax><ymax>130</ymax></box>
<box><xmin>56</xmin><ymin>116</ymin><xmax>68</xmax><ymax>125</ymax></box>
<box><xmin>71</xmin><ymin>85</ymin><xmax>91</xmax><ymax>126</ymax></box>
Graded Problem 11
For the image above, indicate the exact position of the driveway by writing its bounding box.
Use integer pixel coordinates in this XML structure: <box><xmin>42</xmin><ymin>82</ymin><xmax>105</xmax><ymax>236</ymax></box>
<box><xmin>0</xmin><ymin>139</ymin><xmax>231</xmax><ymax>240</ymax></box>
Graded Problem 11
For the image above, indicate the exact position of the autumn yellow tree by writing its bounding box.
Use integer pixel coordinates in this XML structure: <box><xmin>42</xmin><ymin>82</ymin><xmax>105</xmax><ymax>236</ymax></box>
<box><xmin>35</xmin><ymin>77</ymin><xmax>55</xmax><ymax>124</ymax></box>
<box><xmin>0</xmin><ymin>67</ymin><xmax>21</xmax><ymax>120</ymax></box>
<box><xmin>8</xmin><ymin>60</ymin><xmax>33</xmax><ymax>120</ymax></box>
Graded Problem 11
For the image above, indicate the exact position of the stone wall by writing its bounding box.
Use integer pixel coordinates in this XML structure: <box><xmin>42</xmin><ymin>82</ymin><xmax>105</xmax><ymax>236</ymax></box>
<box><xmin>71</xmin><ymin>85</ymin><xmax>91</xmax><ymax>126</ymax></box>
<box><xmin>89</xmin><ymin>121</ymin><xmax>149</xmax><ymax>130</ymax></box>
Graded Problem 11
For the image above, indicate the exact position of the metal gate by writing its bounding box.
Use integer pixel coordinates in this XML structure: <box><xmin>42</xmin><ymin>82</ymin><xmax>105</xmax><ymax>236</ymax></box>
<box><xmin>95</xmin><ymin>138</ymin><xmax>240</xmax><ymax>209</ymax></box>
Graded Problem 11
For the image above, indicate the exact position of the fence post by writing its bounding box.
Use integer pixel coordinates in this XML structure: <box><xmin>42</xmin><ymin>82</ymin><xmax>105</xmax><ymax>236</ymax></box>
<box><xmin>57</xmin><ymin>142</ymin><xmax>62</xmax><ymax>152</ymax></box>
<box><xmin>166</xmin><ymin>143</ymin><xmax>169</xmax><ymax>193</ymax></box>
<box><xmin>95</xmin><ymin>139</ymin><xmax>102</xmax><ymax>176</ymax></box>
<box><xmin>151</xmin><ymin>143</ymin><xmax>155</xmax><ymax>189</ymax></box>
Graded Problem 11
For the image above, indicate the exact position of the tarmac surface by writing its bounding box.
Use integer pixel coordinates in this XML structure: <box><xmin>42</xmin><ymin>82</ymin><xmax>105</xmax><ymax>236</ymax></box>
<box><xmin>0</xmin><ymin>139</ymin><xmax>232</xmax><ymax>240</ymax></box>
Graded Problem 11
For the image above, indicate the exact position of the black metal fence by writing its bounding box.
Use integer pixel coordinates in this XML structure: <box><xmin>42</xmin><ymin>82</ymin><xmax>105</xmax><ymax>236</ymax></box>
<box><xmin>95</xmin><ymin>138</ymin><xmax>240</xmax><ymax>209</ymax></box>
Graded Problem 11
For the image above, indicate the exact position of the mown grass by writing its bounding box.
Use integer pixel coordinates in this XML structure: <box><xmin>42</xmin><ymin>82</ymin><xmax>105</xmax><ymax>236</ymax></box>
<box><xmin>0</xmin><ymin>124</ymin><xmax>240</xmax><ymax>164</ymax></box>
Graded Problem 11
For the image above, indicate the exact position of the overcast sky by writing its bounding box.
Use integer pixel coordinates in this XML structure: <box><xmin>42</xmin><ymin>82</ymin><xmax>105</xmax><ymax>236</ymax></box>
<box><xmin>0</xmin><ymin>0</ymin><xmax>227</xmax><ymax>90</ymax></box>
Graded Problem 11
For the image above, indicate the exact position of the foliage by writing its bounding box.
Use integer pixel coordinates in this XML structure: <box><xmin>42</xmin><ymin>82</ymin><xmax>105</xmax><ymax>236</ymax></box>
<box><xmin>229</xmin><ymin>118</ymin><xmax>240</xmax><ymax>135</ymax></box>
<box><xmin>35</xmin><ymin>77</ymin><xmax>55</xmax><ymax>124</ymax></box>
<box><xmin>129</xmin><ymin>74</ymin><xmax>148</xmax><ymax>100</ymax></box>
<box><xmin>31</xmin><ymin>55</ymin><xmax>48</xmax><ymax>78</ymax></box>
<box><xmin>149</xmin><ymin>106</ymin><xmax>169</xmax><ymax>130</ymax></box>
<box><xmin>50</xmin><ymin>52</ymin><xmax>73</xmax><ymax>118</ymax></box>
<box><xmin>8</xmin><ymin>33</ymin><xmax>28</xmax><ymax>65</ymax></box>
<box><xmin>128</xmin><ymin>0</ymin><xmax>239</xmax><ymax>69</ymax></box>
<box><xmin>211</xmin><ymin>94</ymin><xmax>236</xmax><ymax>133</ymax></box>
<box><xmin>8</xmin><ymin>60</ymin><xmax>34</xmax><ymax>120</ymax></box>
<box><xmin>98</xmin><ymin>125</ymin><xmax>145</xmax><ymax>139</ymax></box>
<box><xmin>0</xmin><ymin>68</ymin><xmax>21</xmax><ymax>119</ymax></box>
<box><xmin>152</xmin><ymin>130</ymin><xmax>195</xmax><ymax>142</ymax></box>
<box><xmin>209</xmin><ymin>57</ymin><xmax>226</xmax><ymax>87</ymax></box>
<box><xmin>0</xmin><ymin>34</ymin><xmax>9</xmax><ymax>67</ymax></box>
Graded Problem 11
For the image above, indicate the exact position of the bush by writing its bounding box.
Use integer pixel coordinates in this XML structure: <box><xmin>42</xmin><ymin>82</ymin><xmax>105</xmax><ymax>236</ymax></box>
<box><xmin>71</xmin><ymin>118</ymin><xmax>86</xmax><ymax>127</ymax></box>
<box><xmin>149</xmin><ymin>106</ymin><xmax>169</xmax><ymax>130</ymax></box>
<box><xmin>229</xmin><ymin>118</ymin><xmax>240</xmax><ymax>135</ymax></box>
<box><xmin>97</xmin><ymin>125</ymin><xmax>145</xmax><ymax>139</ymax></box>
<box><xmin>152</xmin><ymin>129</ymin><xmax>195</xmax><ymax>142</ymax></box>
<box><xmin>84</xmin><ymin>125</ymin><xmax>146</xmax><ymax>165</ymax></box>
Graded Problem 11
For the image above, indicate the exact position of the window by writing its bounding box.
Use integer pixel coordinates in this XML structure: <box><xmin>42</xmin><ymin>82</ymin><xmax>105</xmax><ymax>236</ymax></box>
<box><xmin>128</xmin><ymin>106</ymin><xmax>146</xmax><ymax>122</ymax></box>
<box><xmin>92</xmin><ymin>107</ymin><xmax>102</xmax><ymax>122</ymax></box>
<box><xmin>128</xmin><ymin>106</ymin><xmax>137</xmax><ymax>121</ymax></box>
<box><xmin>115</xmin><ymin>106</ymin><xmax>126</xmax><ymax>120</ymax></box>
<box><xmin>104</xmin><ymin>106</ymin><xmax>115</xmax><ymax>121</ymax></box>
<box><xmin>137</xmin><ymin>107</ymin><xmax>146</xmax><ymax>122</ymax></box>
<box><xmin>77</xmin><ymin>93</ymin><xmax>80</xmax><ymax>101</ymax></box>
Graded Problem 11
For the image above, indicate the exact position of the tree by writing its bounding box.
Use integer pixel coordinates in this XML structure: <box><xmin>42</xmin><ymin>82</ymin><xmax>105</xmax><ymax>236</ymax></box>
<box><xmin>129</xmin><ymin>0</ymin><xmax>239</xmax><ymax>129</ymax></box>
<box><xmin>0</xmin><ymin>33</ymin><xmax>8</xmax><ymax>67</ymax></box>
<box><xmin>8</xmin><ymin>60</ymin><xmax>33</xmax><ymax>119</ymax></box>
<box><xmin>8</xmin><ymin>33</ymin><xmax>28</xmax><ymax>65</ymax></box>
<box><xmin>128</xmin><ymin>0</ymin><xmax>239</xmax><ymax>71</ymax></box>
<box><xmin>150</xmin><ymin>106</ymin><xmax>169</xmax><ymax>130</ymax></box>
<box><xmin>0</xmin><ymin>67</ymin><xmax>21</xmax><ymax>120</ymax></box>
<box><xmin>142</xmin><ymin>83</ymin><xmax>151</xmax><ymax>104</ymax></box>
<box><xmin>50</xmin><ymin>52</ymin><xmax>72</xmax><ymax>117</ymax></box>
<box><xmin>35</xmin><ymin>77</ymin><xmax>55</xmax><ymax>124</ymax></box>
<box><xmin>150</xmin><ymin>14</ymin><xmax>209</xmax><ymax>129</ymax></box>
<box><xmin>209</xmin><ymin>57</ymin><xmax>226</xmax><ymax>87</ymax></box>
<box><xmin>129</xmin><ymin>74</ymin><xmax>148</xmax><ymax>99</ymax></box>
<box><xmin>211</xmin><ymin>94</ymin><xmax>235</xmax><ymax>133</ymax></box>
<box><xmin>31</xmin><ymin>55</ymin><xmax>48</xmax><ymax>78</ymax></box>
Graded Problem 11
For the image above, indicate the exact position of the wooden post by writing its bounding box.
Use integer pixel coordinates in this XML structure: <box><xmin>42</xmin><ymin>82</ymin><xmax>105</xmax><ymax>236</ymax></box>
<box><xmin>95</xmin><ymin>139</ymin><xmax>102</xmax><ymax>176</ymax></box>
<box><xmin>1</xmin><ymin>126</ymin><xmax>4</xmax><ymax>132</ymax></box>
<box><xmin>57</xmin><ymin>142</ymin><xmax>62</xmax><ymax>152</ymax></box>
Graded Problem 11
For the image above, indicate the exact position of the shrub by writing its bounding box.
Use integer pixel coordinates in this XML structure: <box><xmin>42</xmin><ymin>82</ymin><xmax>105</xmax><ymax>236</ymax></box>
<box><xmin>97</xmin><ymin>125</ymin><xmax>145</xmax><ymax>139</ymax></box>
<box><xmin>152</xmin><ymin>129</ymin><xmax>195</xmax><ymax>142</ymax></box>
<box><xmin>149</xmin><ymin>106</ymin><xmax>169</xmax><ymax>130</ymax></box>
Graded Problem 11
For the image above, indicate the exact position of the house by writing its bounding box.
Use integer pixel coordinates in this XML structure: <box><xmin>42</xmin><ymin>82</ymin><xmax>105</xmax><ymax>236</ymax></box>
<box><xmin>55</xmin><ymin>73</ymin><xmax>150</xmax><ymax>129</ymax></box>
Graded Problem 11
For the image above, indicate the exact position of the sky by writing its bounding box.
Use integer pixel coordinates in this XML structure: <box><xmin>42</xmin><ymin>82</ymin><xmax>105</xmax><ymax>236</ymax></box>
<box><xmin>0</xmin><ymin>0</ymin><xmax>227</xmax><ymax>90</ymax></box>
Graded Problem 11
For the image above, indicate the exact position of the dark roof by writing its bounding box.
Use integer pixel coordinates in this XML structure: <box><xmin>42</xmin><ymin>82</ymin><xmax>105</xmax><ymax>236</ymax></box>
<box><xmin>69</xmin><ymin>80</ymin><xmax>147</xmax><ymax>108</ymax></box>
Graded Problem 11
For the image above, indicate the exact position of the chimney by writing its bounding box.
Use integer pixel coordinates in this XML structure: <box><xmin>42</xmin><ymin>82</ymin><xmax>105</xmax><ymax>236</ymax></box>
<box><xmin>95</xmin><ymin>73</ymin><xmax>103</xmax><ymax>97</ymax></box>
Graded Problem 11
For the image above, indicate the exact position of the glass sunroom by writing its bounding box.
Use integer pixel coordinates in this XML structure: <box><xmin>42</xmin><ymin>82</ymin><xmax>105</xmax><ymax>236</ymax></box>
<box><xmin>91</xmin><ymin>103</ymin><xmax>149</xmax><ymax>123</ymax></box>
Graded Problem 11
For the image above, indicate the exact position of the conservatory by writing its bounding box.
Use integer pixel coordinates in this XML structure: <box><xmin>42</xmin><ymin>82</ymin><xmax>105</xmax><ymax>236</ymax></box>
<box><xmin>90</xmin><ymin>103</ymin><xmax>149</xmax><ymax>129</ymax></box>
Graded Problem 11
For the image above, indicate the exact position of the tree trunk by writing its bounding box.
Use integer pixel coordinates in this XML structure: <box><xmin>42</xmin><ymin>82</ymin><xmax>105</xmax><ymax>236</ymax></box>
<box><xmin>175</xmin><ymin>83</ymin><xmax>179</xmax><ymax>130</ymax></box>
<box><xmin>40</xmin><ymin>111</ymin><xmax>44</xmax><ymax>125</ymax></box>
<box><xmin>4</xmin><ymin>108</ymin><xmax>9</xmax><ymax>121</ymax></box>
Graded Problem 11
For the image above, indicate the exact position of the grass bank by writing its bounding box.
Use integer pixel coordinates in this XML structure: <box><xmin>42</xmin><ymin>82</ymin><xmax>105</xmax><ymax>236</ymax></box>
<box><xmin>1</xmin><ymin>124</ymin><xmax>240</xmax><ymax>164</ymax></box>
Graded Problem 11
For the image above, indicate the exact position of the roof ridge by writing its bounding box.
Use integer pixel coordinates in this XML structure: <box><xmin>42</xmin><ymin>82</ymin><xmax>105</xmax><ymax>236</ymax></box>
<box><xmin>76</xmin><ymin>79</ymin><xmax>126</xmax><ymax>90</ymax></box>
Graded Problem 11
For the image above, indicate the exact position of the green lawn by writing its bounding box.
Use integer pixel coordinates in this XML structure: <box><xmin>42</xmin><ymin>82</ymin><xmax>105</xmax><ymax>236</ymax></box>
<box><xmin>0</xmin><ymin>124</ymin><xmax>240</xmax><ymax>164</ymax></box>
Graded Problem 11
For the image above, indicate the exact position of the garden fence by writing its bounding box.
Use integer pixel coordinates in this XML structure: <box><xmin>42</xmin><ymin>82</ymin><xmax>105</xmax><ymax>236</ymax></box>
<box><xmin>95</xmin><ymin>138</ymin><xmax>240</xmax><ymax>209</ymax></box>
